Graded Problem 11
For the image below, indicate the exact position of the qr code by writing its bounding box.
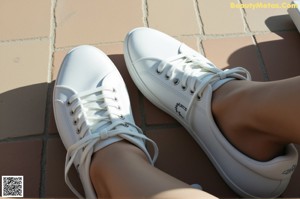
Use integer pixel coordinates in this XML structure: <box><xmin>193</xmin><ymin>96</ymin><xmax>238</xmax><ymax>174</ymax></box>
<box><xmin>1</xmin><ymin>176</ymin><xmax>23</xmax><ymax>197</ymax></box>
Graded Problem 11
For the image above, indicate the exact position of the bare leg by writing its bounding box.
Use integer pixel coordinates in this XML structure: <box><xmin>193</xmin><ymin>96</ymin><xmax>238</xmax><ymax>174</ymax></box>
<box><xmin>90</xmin><ymin>141</ymin><xmax>217</xmax><ymax>199</ymax></box>
<box><xmin>212</xmin><ymin>76</ymin><xmax>300</xmax><ymax>161</ymax></box>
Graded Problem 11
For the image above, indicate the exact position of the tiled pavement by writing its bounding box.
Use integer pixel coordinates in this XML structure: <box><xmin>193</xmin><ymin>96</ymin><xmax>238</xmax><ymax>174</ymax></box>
<box><xmin>0</xmin><ymin>0</ymin><xmax>300</xmax><ymax>198</ymax></box>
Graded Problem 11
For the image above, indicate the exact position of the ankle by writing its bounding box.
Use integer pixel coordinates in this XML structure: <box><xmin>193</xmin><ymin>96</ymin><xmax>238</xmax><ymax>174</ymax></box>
<box><xmin>212</xmin><ymin>80</ymin><xmax>251</xmax><ymax>137</ymax></box>
<box><xmin>212</xmin><ymin>80</ymin><xmax>286</xmax><ymax>161</ymax></box>
<box><xmin>90</xmin><ymin>141</ymin><xmax>150</xmax><ymax>197</ymax></box>
<box><xmin>90</xmin><ymin>140</ymin><xmax>149</xmax><ymax>175</ymax></box>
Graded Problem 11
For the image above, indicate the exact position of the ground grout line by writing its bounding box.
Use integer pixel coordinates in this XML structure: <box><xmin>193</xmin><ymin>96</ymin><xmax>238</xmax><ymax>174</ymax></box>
<box><xmin>44</xmin><ymin>29</ymin><xmax>298</xmax><ymax>53</ymax></box>
<box><xmin>52</xmin><ymin>29</ymin><xmax>298</xmax><ymax>52</ymax></box>
<box><xmin>0</xmin><ymin>29</ymin><xmax>290</xmax><ymax>47</ymax></box>
<box><xmin>0</xmin><ymin>37</ymin><xmax>49</xmax><ymax>45</ymax></box>
<box><xmin>174</xmin><ymin>29</ymin><xmax>298</xmax><ymax>41</ymax></box>
<box><xmin>49</xmin><ymin>0</ymin><xmax>58</xmax><ymax>81</ymax></box>
<box><xmin>39</xmin><ymin>0</ymin><xmax>58</xmax><ymax>197</ymax></box>
<box><xmin>194</xmin><ymin>0</ymin><xmax>205</xmax><ymax>35</ymax></box>
<box><xmin>198</xmin><ymin>38</ymin><xmax>206</xmax><ymax>56</ymax></box>
<box><xmin>238</xmin><ymin>0</ymin><xmax>251</xmax><ymax>33</ymax></box>
<box><xmin>0</xmin><ymin>134</ymin><xmax>45</xmax><ymax>143</ymax></box>
<box><xmin>142</xmin><ymin>0</ymin><xmax>150</xmax><ymax>27</ymax></box>
<box><xmin>238</xmin><ymin>0</ymin><xmax>270</xmax><ymax>80</ymax></box>
<box><xmin>54</xmin><ymin>40</ymin><xmax>124</xmax><ymax>51</ymax></box>
<box><xmin>38</xmin><ymin>83</ymin><xmax>57</xmax><ymax>198</ymax></box>
<box><xmin>252</xmin><ymin>35</ymin><xmax>270</xmax><ymax>81</ymax></box>
<box><xmin>194</xmin><ymin>30</ymin><xmax>293</xmax><ymax>39</ymax></box>
<box><xmin>0</xmin><ymin>133</ymin><xmax>59</xmax><ymax>144</ymax></box>
<box><xmin>238</xmin><ymin>0</ymin><xmax>271</xmax><ymax>80</ymax></box>
<box><xmin>39</xmin><ymin>85</ymin><xmax>51</xmax><ymax>198</ymax></box>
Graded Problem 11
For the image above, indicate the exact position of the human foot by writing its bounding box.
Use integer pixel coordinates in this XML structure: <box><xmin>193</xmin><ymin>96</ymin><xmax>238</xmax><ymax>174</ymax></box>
<box><xmin>124</xmin><ymin>27</ymin><xmax>298</xmax><ymax>198</ymax></box>
<box><xmin>53</xmin><ymin>45</ymin><xmax>158</xmax><ymax>198</ymax></box>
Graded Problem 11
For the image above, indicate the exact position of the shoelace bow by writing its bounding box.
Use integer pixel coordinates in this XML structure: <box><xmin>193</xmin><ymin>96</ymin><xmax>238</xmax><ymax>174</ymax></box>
<box><xmin>138</xmin><ymin>53</ymin><xmax>251</xmax><ymax>119</ymax></box>
<box><xmin>64</xmin><ymin>86</ymin><xmax>158</xmax><ymax>198</ymax></box>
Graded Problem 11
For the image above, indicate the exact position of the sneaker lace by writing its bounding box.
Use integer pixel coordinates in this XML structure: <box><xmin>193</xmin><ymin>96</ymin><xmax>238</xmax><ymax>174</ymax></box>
<box><xmin>64</xmin><ymin>86</ymin><xmax>158</xmax><ymax>198</ymax></box>
<box><xmin>156</xmin><ymin>53</ymin><xmax>251</xmax><ymax>119</ymax></box>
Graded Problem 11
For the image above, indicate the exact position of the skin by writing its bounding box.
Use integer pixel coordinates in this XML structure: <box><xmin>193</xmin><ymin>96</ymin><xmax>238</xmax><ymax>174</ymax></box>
<box><xmin>90</xmin><ymin>141</ymin><xmax>217</xmax><ymax>198</ymax></box>
<box><xmin>212</xmin><ymin>77</ymin><xmax>300</xmax><ymax>161</ymax></box>
<box><xmin>89</xmin><ymin>76</ymin><xmax>300</xmax><ymax>198</ymax></box>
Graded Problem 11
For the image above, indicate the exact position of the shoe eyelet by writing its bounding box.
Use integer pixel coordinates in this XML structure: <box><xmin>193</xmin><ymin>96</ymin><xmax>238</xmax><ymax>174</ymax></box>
<box><xmin>73</xmin><ymin>120</ymin><xmax>77</xmax><ymax>125</ymax></box>
<box><xmin>156</xmin><ymin>68</ymin><xmax>162</xmax><ymax>74</ymax></box>
<box><xmin>112</xmin><ymin>88</ymin><xmax>116</xmax><ymax>92</ymax></box>
<box><xmin>197</xmin><ymin>95</ymin><xmax>201</xmax><ymax>101</ymax></box>
<box><xmin>76</xmin><ymin>128</ymin><xmax>80</xmax><ymax>134</ymax></box>
<box><xmin>119</xmin><ymin>115</ymin><xmax>125</xmax><ymax>120</ymax></box>
<box><xmin>118</xmin><ymin>106</ymin><xmax>121</xmax><ymax>110</ymax></box>
<box><xmin>124</xmin><ymin>122</ymin><xmax>129</xmax><ymax>127</ymax></box>
<box><xmin>181</xmin><ymin>86</ymin><xmax>187</xmax><ymax>91</ymax></box>
<box><xmin>165</xmin><ymin>75</ymin><xmax>170</xmax><ymax>80</ymax></box>
<box><xmin>190</xmin><ymin>90</ymin><xmax>195</xmax><ymax>95</ymax></box>
<box><xmin>114</xmin><ymin>97</ymin><xmax>118</xmax><ymax>101</ymax></box>
<box><xmin>173</xmin><ymin>78</ymin><xmax>180</xmax><ymax>85</ymax></box>
<box><xmin>70</xmin><ymin>110</ymin><xmax>74</xmax><ymax>115</ymax></box>
<box><xmin>67</xmin><ymin>101</ymin><xmax>71</xmax><ymax>106</ymax></box>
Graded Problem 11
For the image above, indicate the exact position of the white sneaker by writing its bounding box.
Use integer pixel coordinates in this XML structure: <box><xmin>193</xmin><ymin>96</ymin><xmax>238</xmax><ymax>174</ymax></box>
<box><xmin>124</xmin><ymin>27</ymin><xmax>298</xmax><ymax>198</ymax></box>
<box><xmin>53</xmin><ymin>45</ymin><xmax>158</xmax><ymax>198</ymax></box>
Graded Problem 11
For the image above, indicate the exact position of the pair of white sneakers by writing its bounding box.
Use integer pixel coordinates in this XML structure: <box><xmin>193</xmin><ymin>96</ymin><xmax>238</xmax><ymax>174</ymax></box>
<box><xmin>53</xmin><ymin>27</ymin><xmax>298</xmax><ymax>198</ymax></box>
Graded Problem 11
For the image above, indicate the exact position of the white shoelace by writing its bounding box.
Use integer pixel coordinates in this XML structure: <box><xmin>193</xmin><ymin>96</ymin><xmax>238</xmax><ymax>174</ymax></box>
<box><xmin>162</xmin><ymin>54</ymin><xmax>251</xmax><ymax>118</ymax></box>
<box><xmin>138</xmin><ymin>53</ymin><xmax>251</xmax><ymax>119</ymax></box>
<box><xmin>64</xmin><ymin>86</ymin><xmax>158</xmax><ymax>198</ymax></box>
